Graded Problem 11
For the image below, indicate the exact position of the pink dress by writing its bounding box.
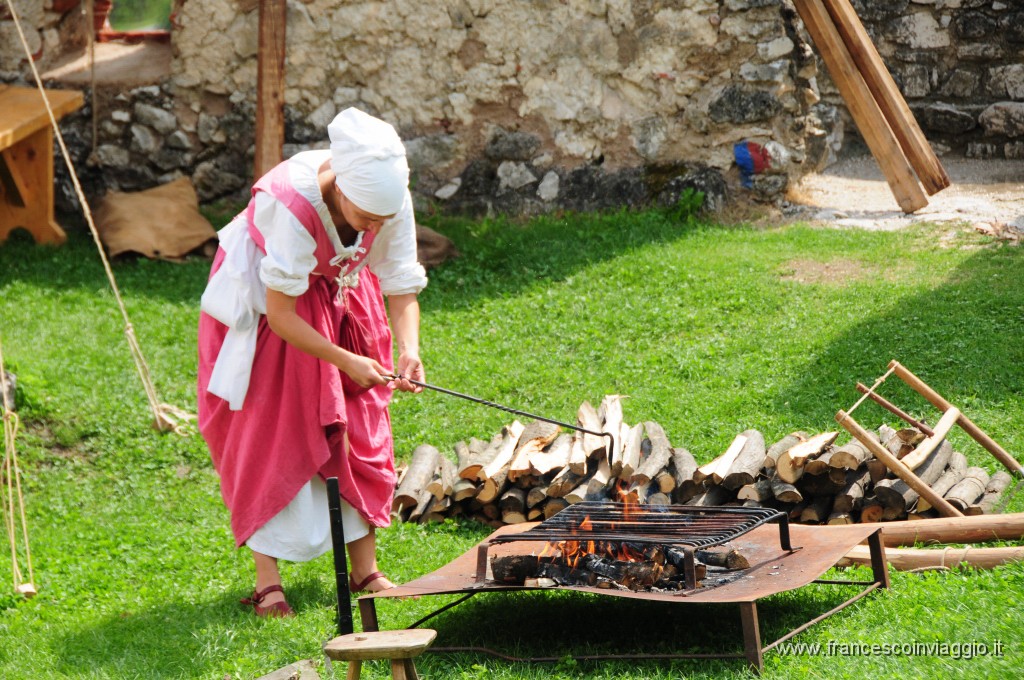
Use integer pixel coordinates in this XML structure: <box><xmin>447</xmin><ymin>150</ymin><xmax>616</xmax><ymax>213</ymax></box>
<box><xmin>197</xmin><ymin>161</ymin><xmax>397</xmax><ymax>548</ymax></box>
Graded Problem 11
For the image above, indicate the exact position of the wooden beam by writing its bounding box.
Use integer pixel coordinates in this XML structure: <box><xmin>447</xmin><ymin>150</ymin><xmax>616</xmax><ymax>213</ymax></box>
<box><xmin>792</xmin><ymin>0</ymin><xmax>928</xmax><ymax>214</ymax></box>
<box><xmin>255</xmin><ymin>0</ymin><xmax>287</xmax><ymax>179</ymax></box>
<box><xmin>819</xmin><ymin>0</ymin><xmax>950</xmax><ymax>196</ymax></box>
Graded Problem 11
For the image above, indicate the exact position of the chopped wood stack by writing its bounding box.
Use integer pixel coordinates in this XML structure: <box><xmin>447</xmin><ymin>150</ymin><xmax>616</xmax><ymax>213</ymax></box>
<box><xmin>392</xmin><ymin>396</ymin><xmax>1010</xmax><ymax>527</ymax></box>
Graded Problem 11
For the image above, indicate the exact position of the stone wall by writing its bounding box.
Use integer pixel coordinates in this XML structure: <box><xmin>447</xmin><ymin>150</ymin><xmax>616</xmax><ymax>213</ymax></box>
<box><xmin>2</xmin><ymin>0</ymin><xmax>1022</xmax><ymax>217</ymax></box>
<box><xmin>847</xmin><ymin>0</ymin><xmax>1024</xmax><ymax>161</ymax></box>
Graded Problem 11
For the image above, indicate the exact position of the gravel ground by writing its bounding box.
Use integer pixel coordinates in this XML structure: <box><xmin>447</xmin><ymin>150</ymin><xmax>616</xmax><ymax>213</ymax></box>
<box><xmin>783</xmin><ymin>154</ymin><xmax>1024</xmax><ymax>234</ymax></box>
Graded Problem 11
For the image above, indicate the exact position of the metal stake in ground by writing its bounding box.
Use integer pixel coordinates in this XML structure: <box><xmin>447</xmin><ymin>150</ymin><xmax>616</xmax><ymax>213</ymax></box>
<box><xmin>388</xmin><ymin>374</ymin><xmax>616</xmax><ymax>457</ymax></box>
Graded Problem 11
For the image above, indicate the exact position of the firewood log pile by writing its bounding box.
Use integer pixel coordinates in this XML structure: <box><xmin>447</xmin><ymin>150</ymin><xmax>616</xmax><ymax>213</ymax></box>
<box><xmin>392</xmin><ymin>395</ymin><xmax>1011</xmax><ymax>527</ymax></box>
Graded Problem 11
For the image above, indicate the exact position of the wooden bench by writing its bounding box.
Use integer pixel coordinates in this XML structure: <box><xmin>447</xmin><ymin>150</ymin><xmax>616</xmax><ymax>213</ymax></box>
<box><xmin>0</xmin><ymin>84</ymin><xmax>84</xmax><ymax>245</ymax></box>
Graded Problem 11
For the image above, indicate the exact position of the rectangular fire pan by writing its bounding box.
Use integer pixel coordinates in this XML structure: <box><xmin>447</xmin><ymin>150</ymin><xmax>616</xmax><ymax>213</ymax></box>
<box><xmin>355</xmin><ymin>523</ymin><xmax>888</xmax><ymax>672</ymax></box>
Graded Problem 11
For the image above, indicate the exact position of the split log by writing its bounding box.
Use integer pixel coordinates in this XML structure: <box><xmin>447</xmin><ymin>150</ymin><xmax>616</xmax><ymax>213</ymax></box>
<box><xmin>427</xmin><ymin>455</ymin><xmax>457</xmax><ymax>501</ymax></box>
<box><xmin>584</xmin><ymin>454</ymin><xmax>614</xmax><ymax>500</ymax></box>
<box><xmin>598</xmin><ymin>395</ymin><xmax>626</xmax><ymax>476</ymax></box>
<box><xmin>454</xmin><ymin>441</ymin><xmax>472</xmax><ymax>473</ymax></box>
<box><xmin>828</xmin><ymin>512</ymin><xmax>853</xmax><ymax>525</ymax></box>
<box><xmin>722</xmin><ymin>430</ymin><xmax>767</xmax><ymax>490</ymax></box>
<box><xmin>452</xmin><ymin>478</ymin><xmax>479</xmax><ymax>502</ymax></box>
<box><xmin>830</xmin><ymin>434</ymin><xmax>876</xmax><ymax>470</ymax></box>
<box><xmin>526</xmin><ymin>485</ymin><xmax>548</xmax><ymax>509</ymax></box>
<box><xmin>770</xmin><ymin>475</ymin><xmax>803</xmax><ymax>504</ymax></box>
<box><xmin>802</xmin><ymin>450</ymin><xmax>836</xmax><ymax>476</ymax></box>
<box><xmin>578</xmin><ymin>400</ymin><xmax>607</xmax><ymax>461</ymax></box>
<box><xmin>695</xmin><ymin>548</ymin><xmax>750</xmax><ymax>570</ymax></box>
<box><xmin>737</xmin><ymin>479</ymin><xmax>772</xmax><ymax>503</ymax></box>
<box><xmin>764</xmin><ymin>432</ymin><xmax>808</xmax><ymax>470</ymax></box>
<box><xmin>966</xmin><ymin>471</ymin><xmax>1013</xmax><ymax>516</ymax></box>
<box><xmin>460</xmin><ymin>432</ymin><xmax>503</xmax><ymax>481</ymax></box>
<box><xmin>647</xmin><ymin>492</ymin><xmax>671</xmax><ymax>506</ymax></box>
<box><xmin>776</xmin><ymin>432</ymin><xmax>839</xmax><ymax>483</ymax></box>
<box><xmin>916</xmin><ymin>450</ymin><xmax>967</xmax><ymax>512</ymax></box>
<box><xmin>671</xmin><ymin>447</ymin><xmax>700</xmax><ymax>502</ymax></box>
<box><xmin>407</xmin><ymin>487</ymin><xmax>436</xmax><ymax>523</ymax></box>
<box><xmin>500</xmin><ymin>487</ymin><xmax>528</xmax><ymax>524</ymax></box>
<box><xmin>839</xmin><ymin>544</ymin><xmax>1024</xmax><ymax>571</ymax></box>
<box><xmin>393</xmin><ymin>444</ymin><xmax>441</xmax><ymax>512</ymax></box>
<box><xmin>623</xmin><ymin>480</ymin><xmax>652</xmax><ymax>505</ymax></box>
<box><xmin>694</xmin><ymin>433</ymin><xmax>749</xmax><ymax>486</ymax></box>
<box><xmin>685</xmin><ymin>484</ymin><xmax>733</xmax><ymax>507</ymax></box>
<box><xmin>508</xmin><ymin>420</ymin><xmax>561</xmax><ymax>482</ymax></box>
<box><xmin>800</xmin><ymin>496</ymin><xmax>833</xmax><ymax>524</ymax></box>
<box><xmin>547</xmin><ymin>464</ymin><xmax>586</xmax><ymax>498</ymax></box>
<box><xmin>619</xmin><ymin>423</ymin><xmax>644</xmax><ymax>480</ymax></box>
<box><xmin>945</xmin><ymin>467</ymin><xmax>990</xmax><ymax>511</ymax></box>
<box><xmin>833</xmin><ymin>469</ymin><xmax>870</xmax><ymax>514</ymax></box>
<box><xmin>544</xmin><ymin>497</ymin><xmax>569</xmax><ymax>518</ymax></box>
<box><xmin>797</xmin><ymin>468</ymin><xmax>846</xmax><ymax>497</ymax></box>
<box><xmin>529</xmin><ymin>433</ymin><xmax>572</xmax><ymax>476</ymax></box>
<box><xmin>477</xmin><ymin>421</ymin><xmax>526</xmax><ymax>503</ymax></box>
<box><xmin>631</xmin><ymin>421</ymin><xmax>674</xmax><ymax>488</ymax></box>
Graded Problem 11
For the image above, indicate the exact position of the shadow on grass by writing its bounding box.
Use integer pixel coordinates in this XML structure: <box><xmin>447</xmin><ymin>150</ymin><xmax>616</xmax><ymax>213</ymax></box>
<box><xmin>51</xmin><ymin>576</ymin><xmax>339</xmax><ymax>679</ymax></box>
<box><xmin>771</xmin><ymin>242</ymin><xmax>1024</xmax><ymax>453</ymax></box>
<box><xmin>3</xmin><ymin>204</ymin><xmax>703</xmax><ymax>312</ymax></box>
<box><xmin>378</xmin><ymin>580</ymin><xmax>865</xmax><ymax>677</ymax></box>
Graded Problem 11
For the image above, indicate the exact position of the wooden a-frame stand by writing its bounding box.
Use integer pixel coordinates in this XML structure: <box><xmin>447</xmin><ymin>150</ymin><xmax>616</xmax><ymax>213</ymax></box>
<box><xmin>836</xmin><ymin>360</ymin><xmax>1024</xmax><ymax>519</ymax></box>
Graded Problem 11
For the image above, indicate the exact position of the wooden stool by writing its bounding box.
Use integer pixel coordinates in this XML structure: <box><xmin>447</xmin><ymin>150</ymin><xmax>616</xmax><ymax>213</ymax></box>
<box><xmin>323</xmin><ymin>628</ymin><xmax>436</xmax><ymax>680</ymax></box>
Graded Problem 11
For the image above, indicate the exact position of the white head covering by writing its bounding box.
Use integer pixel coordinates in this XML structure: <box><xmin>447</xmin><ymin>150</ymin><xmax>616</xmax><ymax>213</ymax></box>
<box><xmin>328</xmin><ymin>108</ymin><xmax>409</xmax><ymax>216</ymax></box>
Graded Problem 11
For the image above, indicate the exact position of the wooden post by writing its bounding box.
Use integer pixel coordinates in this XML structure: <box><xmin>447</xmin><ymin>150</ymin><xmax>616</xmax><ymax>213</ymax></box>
<box><xmin>791</xmin><ymin>0</ymin><xmax>928</xmax><ymax>214</ymax></box>
<box><xmin>255</xmin><ymin>0</ymin><xmax>287</xmax><ymax>180</ymax></box>
<box><xmin>835</xmin><ymin>409</ymin><xmax>964</xmax><ymax>517</ymax></box>
<box><xmin>819</xmin><ymin>0</ymin><xmax>951</xmax><ymax>195</ymax></box>
<box><xmin>889</xmin><ymin>361</ymin><xmax>1024</xmax><ymax>477</ymax></box>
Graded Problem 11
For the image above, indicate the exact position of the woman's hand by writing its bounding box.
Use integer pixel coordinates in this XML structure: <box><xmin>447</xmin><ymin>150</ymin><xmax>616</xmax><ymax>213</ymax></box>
<box><xmin>392</xmin><ymin>353</ymin><xmax>424</xmax><ymax>393</ymax></box>
<box><xmin>340</xmin><ymin>353</ymin><xmax>390</xmax><ymax>389</ymax></box>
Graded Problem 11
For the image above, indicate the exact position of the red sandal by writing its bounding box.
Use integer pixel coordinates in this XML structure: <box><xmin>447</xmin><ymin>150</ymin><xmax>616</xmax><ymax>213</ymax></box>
<box><xmin>348</xmin><ymin>571</ymin><xmax>393</xmax><ymax>594</ymax></box>
<box><xmin>240</xmin><ymin>584</ymin><xmax>295</xmax><ymax>618</ymax></box>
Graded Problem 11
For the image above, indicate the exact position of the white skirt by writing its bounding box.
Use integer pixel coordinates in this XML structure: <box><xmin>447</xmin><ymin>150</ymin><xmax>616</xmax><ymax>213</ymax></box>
<box><xmin>245</xmin><ymin>475</ymin><xmax>370</xmax><ymax>562</ymax></box>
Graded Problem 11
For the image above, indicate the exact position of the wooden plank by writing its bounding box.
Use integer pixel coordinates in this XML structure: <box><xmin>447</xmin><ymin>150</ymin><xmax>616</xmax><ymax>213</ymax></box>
<box><xmin>255</xmin><ymin>0</ymin><xmax>287</xmax><ymax>179</ymax></box>
<box><xmin>791</xmin><ymin>0</ymin><xmax>928</xmax><ymax>213</ymax></box>
<box><xmin>820</xmin><ymin>0</ymin><xmax>950</xmax><ymax>195</ymax></box>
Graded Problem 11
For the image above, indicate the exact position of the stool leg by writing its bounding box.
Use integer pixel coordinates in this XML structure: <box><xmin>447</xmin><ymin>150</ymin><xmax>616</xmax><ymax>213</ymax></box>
<box><xmin>390</xmin><ymin>658</ymin><xmax>407</xmax><ymax>680</ymax></box>
<box><xmin>403</xmin><ymin>658</ymin><xmax>419</xmax><ymax>680</ymax></box>
<box><xmin>346</xmin><ymin>660</ymin><xmax>361</xmax><ymax>680</ymax></box>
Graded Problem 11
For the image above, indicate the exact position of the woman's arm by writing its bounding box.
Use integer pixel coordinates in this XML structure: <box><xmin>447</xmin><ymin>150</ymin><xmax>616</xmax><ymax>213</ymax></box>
<box><xmin>265</xmin><ymin>288</ymin><xmax>388</xmax><ymax>389</ymax></box>
<box><xmin>388</xmin><ymin>292</ymin><xmax>424</xmax><ymax>393</ymax></box>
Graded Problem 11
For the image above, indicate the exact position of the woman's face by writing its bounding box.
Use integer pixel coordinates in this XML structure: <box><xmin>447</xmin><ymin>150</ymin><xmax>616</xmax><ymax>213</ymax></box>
<box><xmin>336</xmin><ymin>185</ymin><xmax>395</xmax><ymax>234</ymax></box>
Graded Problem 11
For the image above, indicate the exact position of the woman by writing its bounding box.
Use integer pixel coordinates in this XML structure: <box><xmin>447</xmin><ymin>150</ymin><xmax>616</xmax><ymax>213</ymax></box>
<box><xmin>197</xmin><ymin>108</ymin><xmax>427</xmax><ymax>617</ymax></box>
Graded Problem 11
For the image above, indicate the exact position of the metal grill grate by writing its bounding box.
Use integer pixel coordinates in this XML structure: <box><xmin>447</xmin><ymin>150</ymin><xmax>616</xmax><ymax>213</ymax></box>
<box><xmin>488</xmin><ymin>502</ymin><xmax>792</xmax><ymax>550</ymax></box>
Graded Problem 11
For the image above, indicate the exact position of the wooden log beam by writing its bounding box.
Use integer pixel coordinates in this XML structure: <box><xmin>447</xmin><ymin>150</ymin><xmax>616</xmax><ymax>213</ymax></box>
<box><xmin>836</xmin><ymin>409</ymin><xmax>964</xmax><ymax>517</ymax></box>
<box><xmin>840</xmin><ymin>544</ymin><xmax>1024</xmax><ymax>571</ymax></box>
<box><xmin>819</xmin><ymin>0</ymin><xmax>951</xmax><ymax>195</ymax></box>
<box><xmin>791</xmin><ymin>0</ymin><xmax>928</xmax><ymax>213</ymax></box>
<box><xmin>255</xmin><ymin>0</ymin><xmax>287</xmax><ymax>178</ymax></box>
<box><xmin>846</xmin><ymin>511</ymin><xmax>1024</xmax><ymax>546</ymax></box>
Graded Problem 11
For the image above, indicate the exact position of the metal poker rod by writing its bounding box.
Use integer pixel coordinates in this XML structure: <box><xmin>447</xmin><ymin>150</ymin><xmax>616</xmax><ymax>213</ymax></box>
<box><xmin>388</xmin><ymin>374</ymin><xmax>616</xmax><ymax>454</ymax></box>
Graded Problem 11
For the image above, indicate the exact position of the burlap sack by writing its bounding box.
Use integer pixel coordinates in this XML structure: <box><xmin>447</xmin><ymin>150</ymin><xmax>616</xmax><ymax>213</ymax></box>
<box><xmin>95</xmin><ymin>177</ymin><xmax>217</xmax><ymax>261</ymax></box>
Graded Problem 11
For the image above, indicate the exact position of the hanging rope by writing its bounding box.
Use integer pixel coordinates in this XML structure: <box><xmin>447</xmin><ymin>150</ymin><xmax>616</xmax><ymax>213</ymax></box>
<box><xmin>0</xmin><ymin>338</ymin><xmax>35</xmax><ymax>598</ymax></box>
<box><xmin>5</xmin><ymin>0</ymin><xmax>193</xmax><ymax>434</ymax></box>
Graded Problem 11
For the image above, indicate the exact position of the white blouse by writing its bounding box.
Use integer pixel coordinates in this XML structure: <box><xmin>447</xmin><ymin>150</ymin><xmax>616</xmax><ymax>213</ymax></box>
<box><xmin>256</xmin><ymin>150</ymin><xmax>428</xmax><ymax>298</ymax></box>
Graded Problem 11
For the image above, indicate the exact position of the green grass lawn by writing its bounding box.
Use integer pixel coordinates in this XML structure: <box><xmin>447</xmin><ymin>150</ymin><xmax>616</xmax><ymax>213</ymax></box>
<box><xmin>0</xmin><ymin>207</ymin><xmax>1022</xmax><ymax>679</ymax></box>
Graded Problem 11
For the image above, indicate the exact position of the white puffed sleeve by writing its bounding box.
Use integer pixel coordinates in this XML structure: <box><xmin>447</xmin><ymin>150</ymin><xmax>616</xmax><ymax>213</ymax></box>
<box><xmin>367</xmin><ymin>189</ymin><xmax>428</xmax><ymax>296</ymax></box>
<box><xmin>252</xmin><ymin>192</ymin><xmax>318</xmax><ymax>297</ymax></box>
